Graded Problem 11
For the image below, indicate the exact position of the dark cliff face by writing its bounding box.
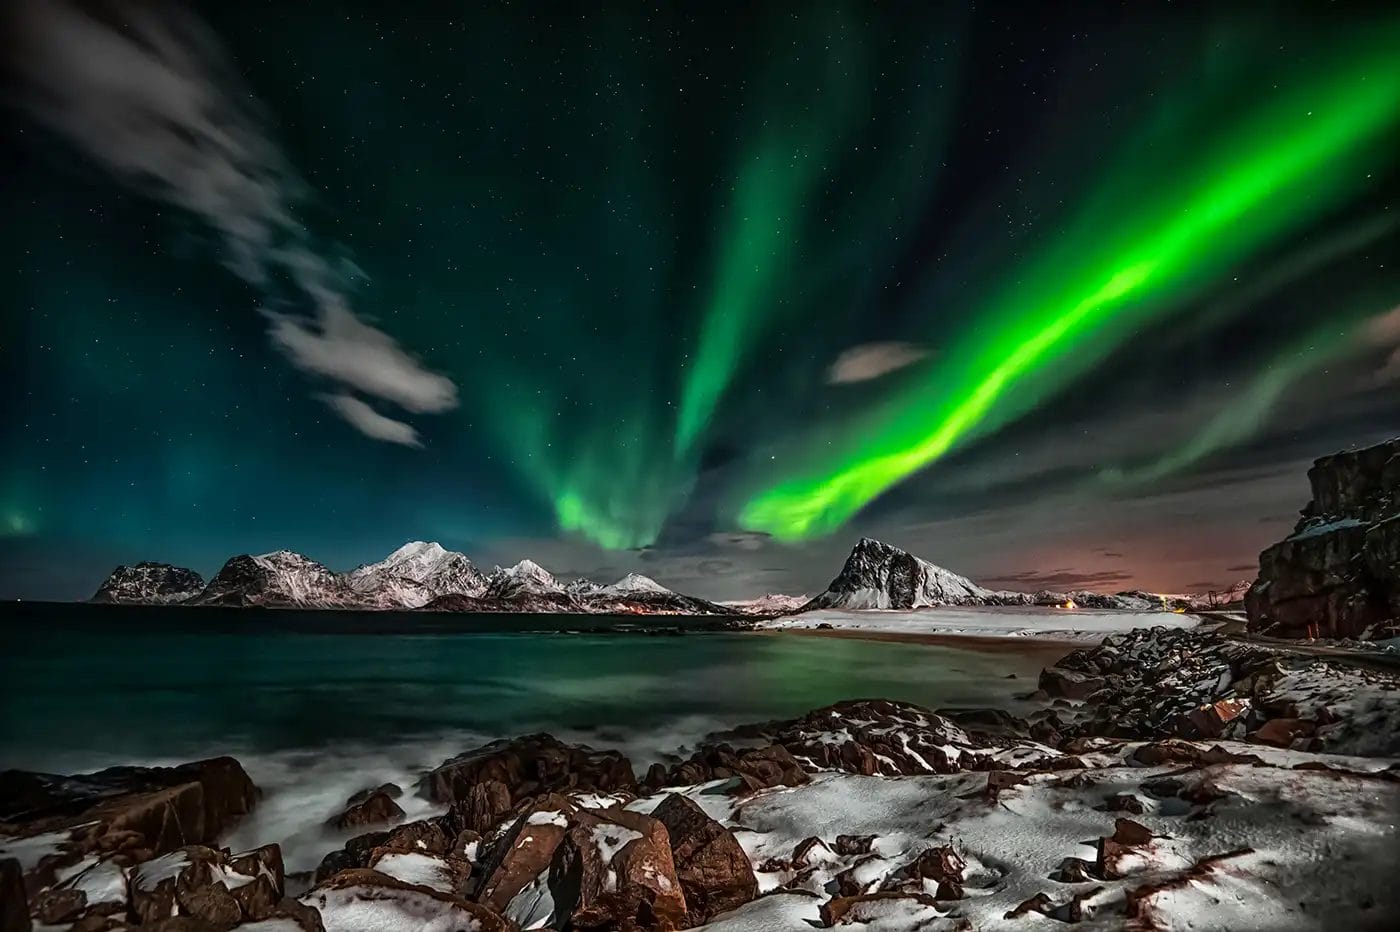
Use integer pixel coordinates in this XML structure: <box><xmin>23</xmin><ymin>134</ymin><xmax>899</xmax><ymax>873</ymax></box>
<box><xmin>1246</xmin><ymin>437</ymin><xmax>1399</xmax><ymax>639</ymax></box>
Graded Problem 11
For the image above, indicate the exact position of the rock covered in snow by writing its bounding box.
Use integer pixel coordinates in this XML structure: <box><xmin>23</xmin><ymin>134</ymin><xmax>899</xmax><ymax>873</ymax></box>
<box><xmin>720</xmin><ymin>593</ymin><xmax>812</xmax><ymax>616</ymax></box>
<box><xmin>1247</xmin><ymin>435</ymin><xmax>1400</xmax><ymax>639</ymax></box>
<box><xmin>90</xmin><ymin>562</ymin><xmax>205</xmax><ymax>604</ymax></box>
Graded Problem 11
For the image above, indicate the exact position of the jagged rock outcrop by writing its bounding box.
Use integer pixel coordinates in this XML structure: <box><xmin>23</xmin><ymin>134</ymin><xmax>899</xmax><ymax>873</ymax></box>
<box><xmin>91</xmin><ymin>562</ymin><xmax>205</xmax><ymax>604</ymax></box>
<box><xmin>1246</xmin><ymin>436</ymin><xmax>1400</xmax><ymax>639</ymax></box>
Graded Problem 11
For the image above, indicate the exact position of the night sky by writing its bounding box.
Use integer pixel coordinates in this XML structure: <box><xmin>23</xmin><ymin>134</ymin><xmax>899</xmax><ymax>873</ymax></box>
<box><xmin>2</xmin><ymin>0</ymin><xmax>1397</xmax><ymax>601</ymax></box>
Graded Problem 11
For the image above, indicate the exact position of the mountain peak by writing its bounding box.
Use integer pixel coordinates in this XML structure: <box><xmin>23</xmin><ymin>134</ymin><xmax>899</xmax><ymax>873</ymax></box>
<box><xmin>806</xmin><ymin>538</ymin><xmax>989</xmax><ymax>611</ymax></box>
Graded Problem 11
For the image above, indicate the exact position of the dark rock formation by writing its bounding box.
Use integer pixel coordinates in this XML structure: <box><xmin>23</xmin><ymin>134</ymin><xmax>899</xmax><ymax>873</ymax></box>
<box><xmin>328</xmin><ymin>790</ymin><xmax>404</xmax><ymax>830</ymax></box>
<box><xmin>0</xmin><ymin>757</ymin><xmax>257</xmax><ymax>894</ymax></box>
<box><xmin>652</xmin><ymin>794</ymin><xmax>758</xmax><ymax>925</ymax></box>
<box><xmin>1247</xmin><ymin>436</ymin><xmax>1399</xmax><ymax>639</ymax></box>
<box><xmin>548</xmin><ymin>807</ymin><xmax>688</xmax><ymax>931</ymax></box>
<box><xmin>91</xmin><ymin>562</ymin><xmax>205</xmax><ymax>604</ymax></box>
<box><xmin>191</xmin><ymin>551</ymin><xmax>353</xmax><ymax>608</ymax></box>
<box><xmin>419</xmin><ymin>733</ymin><xmax>636</xmax><ymax>809</ymax></box>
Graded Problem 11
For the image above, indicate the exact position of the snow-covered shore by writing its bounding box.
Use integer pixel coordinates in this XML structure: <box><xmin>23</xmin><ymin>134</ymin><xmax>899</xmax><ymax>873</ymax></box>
<box><xmin>759</xmin><ymin>606</ymin><xmax>1200</xmax><ymax>643</ymax></box>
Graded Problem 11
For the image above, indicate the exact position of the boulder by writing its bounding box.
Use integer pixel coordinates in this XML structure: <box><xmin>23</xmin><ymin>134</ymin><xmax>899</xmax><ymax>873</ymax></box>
<box><xmin>549</xmin><ymin>808</ymin><xmax>687</xmax><ymax>931</ymax></box>
<box><xmin>1249</xmin><ymin>718</ymin><xmax>1316</xmax><ymax>748</ymax></box>
<box><xmin>1179</xmin><ymin>698</ymin><xmax>1250</xmax><ymax>739</ymax></box>
<box><xmin>301</xmin><ymin>869</ymin><xmax>509</xmax><ymax>932</ymax></box>
<box><xmin>129</xmin><ymin>844</ymin><xmax>288</xmax><ymax>927</ymax></box>
<box><xmin>651</xmin><ymin>794</ymin><xmax>758</xmax><ymax>925</ymax></box>
<box><xmin>313</xmin><ymin>831</ymin><xmax>389</xmax><ymax>882</ymax></box>
<box><xmin>474</xmin><ymin>794</ymin><xmax>579</xmax><ymax>919</ymax></box>
<box><xmin>0</xmin><ymin>757</ymin><xmax>256</xmax><ymax>893</ymax></box>
<box><xmin>820</xmin><ymin>891</ymin><xmax>944</xmax><ymax>926</ymax></box>
<box><xmin>328</xmin><ymin>791</ymin><xmax>405</xmax><ymax>830</ymax></box>
<box><xmin>644</xmin><ymin>744</ymin><xmax>808</xmax><ymax>794</ymax></box>
<box><xmin>1039</xmin><ymin>665</ymin><xmax>1106</xmax><ymax>700</ymax></box>
<box><xmin>0</xmin><ymin>859</ymin><xmax>28</xmax><ymax>932</ymax></box>
<box><xmin>346</xmin><ymin>783</ymin><xmax>402</xmax><ymax>807</ymax></box>
<box><xmin>421</xmin><ymin>733</ymin><xmax>636</xmax><ymax>804</ymax></box>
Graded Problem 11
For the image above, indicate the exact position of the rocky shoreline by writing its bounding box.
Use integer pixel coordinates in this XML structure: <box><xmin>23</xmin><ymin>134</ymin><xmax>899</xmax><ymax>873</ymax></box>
<box><xmin>3</xmin><ymin>626</ymin><xmax>1398</xmax><ymax>932</ymax></box>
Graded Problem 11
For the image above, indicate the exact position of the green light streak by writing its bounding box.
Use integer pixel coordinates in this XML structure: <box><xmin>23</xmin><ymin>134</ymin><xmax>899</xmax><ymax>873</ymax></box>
<box><xmin>740</xmin><ymin>44</ymin><xmax>1400</xmax><ymax>540</ymax></box>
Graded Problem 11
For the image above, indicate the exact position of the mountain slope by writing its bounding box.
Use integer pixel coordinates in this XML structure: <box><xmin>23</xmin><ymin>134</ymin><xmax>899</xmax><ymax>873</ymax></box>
<box><xmin>347</xmin><ymin>541</ymin><xmax>487</xmax><ymax>608</ymax></box>
<box><xmin>191</xmin><ymin>550</ymin><xmax>354</xmax><ymax>608</ymax></box>
<box><xmin>91</xmin><ymin>562</ymin><xmax>205</xmax><ymax>604</ymax></box>
<box><xmin>803</xmin><ymin>538</ymin><xmax>994</xmax><ymax>610</ymax></box>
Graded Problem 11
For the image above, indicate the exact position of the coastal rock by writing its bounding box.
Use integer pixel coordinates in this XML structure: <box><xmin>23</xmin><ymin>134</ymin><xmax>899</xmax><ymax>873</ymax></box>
<box><xmin>644</xmin><ymin>744</ymin><xmax>809</xmax><ymax>794</ymax></box>
<box><xmin>0</xmin><ymin>859</ymin><xmax>27</xmax><ymax>932</ymax></box>
<box><xmin>130</xmin><ymin>844</ymin><xmax>286</xmax><ymax>926</ymax></box>
<box><xmin>91</xmin><ymin>562</ymin><xmax>204</xmax><ymax>604</ymax></box>
<box><xmin>651</xmin><ymin>794</ymin><xmax>758</xmax><ymax>925</ymax></box>
<box><xmin>763</xmin><ymin>699</ymin><xmax>1057</xmax><ymax>776</ymax></box>
<box><xmin>1246</xmin><ymin>436</ymin><xmax>1399</xmax><ymax>639</ymax></box>
<box><xmin>548</xmin><ymin>808</ymin><xmax>687</xmax><ymax>931</ymax></box>
<box><xmin>420</xmin><ymin>733</ymin><xmax>636</xmax><ymax>808</ymax></box>
<box><xmin>819</xmin><ymin>891</ymin><xmax>945</xmax><ymax>927</ymax></box>
<box><xmin>474</xmin><ymin>794</ymin><xmax>579</xmax><ymax>920</ymax></box>
<box><xmin>301</xmin><ymin>869</ymin><xmax>510</xmax><ymax>932</ymax></box>
<box><xmin>328</xmin><ymin>791</ymin><xmax>404</xmax><ymax>830</ymax></box>
<box><xmin>1038</xmin><ymin>665</ymin><xmax>1106</xmax><ymax>700</ymax></box>
<box><xmin>0</xmin><ymin>757</ymin><xmax>257</xmax><ymax>892</ymax></box>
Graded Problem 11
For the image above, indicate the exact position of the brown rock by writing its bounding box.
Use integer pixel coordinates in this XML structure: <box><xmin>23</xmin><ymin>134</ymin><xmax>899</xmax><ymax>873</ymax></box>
<box><xmin>1250</xmin><ymin>718</ymin><xmax>1316</xmax><ymax>748</ymax></box>
<box><xmin>346</xmin><ymin>783</ymin><xmax>402</xmax><ymax>807</ymax></box>
<box><xmin>313</xmin><ymin>831</ymin><xmax>389</xmax><ymax>882</ymax></box>
<box><xmin>646</xmin><ymin>744</ymin><xmax>808</xmax><ymax>794</ymax></box>
<box><xmin>791</xmin><ymin>837</ymin><xmax>835</xmax><ymax>867</ymax></box>
<box><xmin>329</xmin><ymin>791</ymin><xmax>405</xmax><ymax>830</ymax></box>
<box><xmin>832</xmin><ymin>834</ymin><xmax>876</xmax><ymax>856</ymax></box>
<box><xmin>303</xmin><ymin>869</ymin><xmax>508</xmax><ymax>932</ymax></box>
<box><xmin>378</xmin><ymin>820</ymin><xmax>451</xmax><ymax>857</ymax></box>
<box><xmin>419</xmin><ymin>734</ymin><xmax>635</xmax><ymax>807</ymax></box>
<box><xmin>1181</xmin><ymin>698</ymin><xmax>1250</xmax><ymax>739</ymax></box>
<box><xmin>32</xmin><ymin>887</ymin><xmax>86</xmax><ymax>924</ymax></box>
<box><xmin>475</xmin><ymin>794</ymin><xmax>578</xmax><ymax>916</ymax></box>
<box><xmin>1111</xmin><ymin>818</ymin><xmax>1154</xmax><ymax>846</ymax></box>
<box><xmin>1039</xmin><ymin>665</ymin><xmax>1106</xmax><ymax>699</ymax></box>
<box><xmin>1005</xmin><ymin>891</ymin><xmax>1054</xmax><ymax>919</ymax></box>
<box><xmin>176</xmin><ymin>881</ymin><xmax>241</xmax><ymax>927</ymax></box>
<box><xmin>820</xmin><ymin>891</ymin><xmax>941</xmax><ymax>926</ymax></box>
<box><xmin>549</xmin><ymin>808</ymin><xmax>687</xmax><ymax>931</ymax></box>
<box><xmin>0</xmin><ymin>859</ymin><xmax>28</xmax><ymax>932</ymax></box>
<box><xmin>451</xmin><ymin>779</ymin><xmax>514</xmax><ymax>836</ymax></box>
<box><xmin>1051</xmin><ymin>856</ymin><xmax>1098</xmax><ymax>883</ymax></box>
<box><xmin>1100</xmin><ymin>793</ymin><xmax>1147</xmax><ymax>814</ymax></box>
<box><xmin>652</xmin><ymin>794</ymin><xmax>758</xmax><ymax>925</ymax></box>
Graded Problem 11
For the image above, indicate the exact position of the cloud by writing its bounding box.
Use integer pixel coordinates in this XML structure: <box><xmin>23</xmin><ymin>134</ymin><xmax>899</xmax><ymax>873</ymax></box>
<box><xmin>5</xmin><ymin>0</ymin><xmax>458</xmax><ymax>442</ymax></box>
<box><xmin>981</xmin><ymin>569</ymin><xmax>1136</xmax><ymax>590</ymax></box>
<box><xmin>1366</xmin><ymin>306</ymin><xmax>1400</xmax><ymax>384</ymax></box>
<box><xmin>827</xmin><ymin>342</ymin><xmax>929</xmax><ymax>383</ymax></box>
<box><xmin>317</xmin><ymin>394</ymin><xmax>423</xmax><ymax>448</ymax></box>
<box><xmin>269</xmin><ymin>304</ymin><xmax>458</xmax><ymax>413</ymax></box>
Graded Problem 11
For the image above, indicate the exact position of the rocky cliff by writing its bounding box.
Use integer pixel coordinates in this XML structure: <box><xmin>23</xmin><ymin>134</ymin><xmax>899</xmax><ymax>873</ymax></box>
<box><xmin>90</xmin><ymin>562</ymin><xmax>206</xmax><ymax>604</ymax></box>
<box><xmin>1246</xmin><ymin>436</ymin><xmax>1399</xmax><ymax>639</ymax></box>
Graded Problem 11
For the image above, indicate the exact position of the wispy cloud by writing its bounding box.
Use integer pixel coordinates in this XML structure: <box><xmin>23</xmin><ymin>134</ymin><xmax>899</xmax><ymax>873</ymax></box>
<box><xmin>317</xmin><ymin>394</ymin><xmax>422</xmax><ymax>448</ymax></box>
<box><xmin>6</xmin><ymin>0</ymin><xmax>458</xmax><ymax>441</ymax></box>
<box><xmin>827</xmin><ymin>342</ymin><xmax>929</xmax><ymax>384</ymax></box>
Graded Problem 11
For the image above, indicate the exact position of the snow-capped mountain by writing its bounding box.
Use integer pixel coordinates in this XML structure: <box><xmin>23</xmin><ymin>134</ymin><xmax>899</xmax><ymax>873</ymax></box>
<box><xmin>583</xmin><ymin>573</ymin><xmax>733</xmax><ymax>615</ymax></box>
<box><xmin>191</xmin><ymin>550</ymin><xmax>355</xmax><ymax>608</ymax></box>
<box><xmin>803</xmin><ymin>537</ymin><xmax>995</xmax><ymax>611</ymax></box>
<box><xmin>720</xmin><ymin>593</ymin><xmax>811</xmax><ymax>616</ymax></box>
<box><xmin>91</xmin><ymin>562</ymin><xmax>206</xmax><ymax>604</ymax></box>
<box><xmin>348</xmin><ymin>541</ymin><xmax>487</xmax><ymax>608</ymax></box>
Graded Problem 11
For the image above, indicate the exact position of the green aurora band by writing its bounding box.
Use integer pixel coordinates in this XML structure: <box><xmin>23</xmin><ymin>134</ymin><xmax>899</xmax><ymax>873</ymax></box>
<box><xmin>738</xmin><ymin>42</ymin><xmax>1400</xmax><ymax>541</ymax></box>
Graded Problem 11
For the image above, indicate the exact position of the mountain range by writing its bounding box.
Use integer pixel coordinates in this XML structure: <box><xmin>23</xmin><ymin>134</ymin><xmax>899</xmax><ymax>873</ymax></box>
<box><xmin>90</xmin><ymin>537</ymin><xmax>1248</xmax><ymax>615</ymax></box>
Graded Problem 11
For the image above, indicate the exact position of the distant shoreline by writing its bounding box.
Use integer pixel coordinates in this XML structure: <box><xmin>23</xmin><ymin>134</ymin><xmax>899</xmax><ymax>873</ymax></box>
<box><xmin>752</xmin><ymin>626</ymin><xmax>1084</xmax><ymax>651</ymax></box>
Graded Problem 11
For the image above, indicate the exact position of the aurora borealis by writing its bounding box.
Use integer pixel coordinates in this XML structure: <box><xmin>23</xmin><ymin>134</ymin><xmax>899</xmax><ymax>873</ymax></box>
<box><xmin>2</xmin><ymin>1</ymin><xmax>1398</xmax><ymax>600</ymax></box>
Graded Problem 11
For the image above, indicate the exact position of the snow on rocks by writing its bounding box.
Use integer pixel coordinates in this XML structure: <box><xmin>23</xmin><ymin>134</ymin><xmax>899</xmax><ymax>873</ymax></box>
<box><xmin>90</xmin><ymin>561</ymin><xmax>205</xmax><ymax>604</ymax></box>
<box><xmin>1048</xmin><ymin>625</ymin><xmax>1400</xmax><ymax>756</ymax></box>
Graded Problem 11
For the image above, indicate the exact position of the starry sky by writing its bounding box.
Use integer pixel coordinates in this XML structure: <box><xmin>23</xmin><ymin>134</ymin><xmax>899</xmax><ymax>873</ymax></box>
<box><xmin>2</xmin><ymin>0</ymin><xmax>1398</xmax><ymax>602</ymax></box>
